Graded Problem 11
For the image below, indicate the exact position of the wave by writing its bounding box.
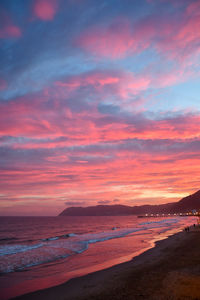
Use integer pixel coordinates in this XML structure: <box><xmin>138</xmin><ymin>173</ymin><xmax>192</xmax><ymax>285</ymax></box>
<box><xmin>0</xmin><ymin>219</ymin><xmax>181</xmax><ymax>274</ymax></box>
<box><xmin>0</xmin><ymin>239</ymin><xmax>88</xmax><ymax>274</ymax></box>
<box><xmin>0</xmin><ymin>243</ymin><xmax>43</xmax><ymax>256</ymax></box>
<box><xmin>41</xmin><ymin>233</ymin><xmax>76</xmax><ymax>242</ymax></box>
<box><xmin>139</xmin><ymin>218</ymin><xmax>178</xmax><ymax>226</ymax></box>
<box><xmin>41</xmin><ymin>237</ymin><xmax>59</xmax><ymax>242</ymax></box>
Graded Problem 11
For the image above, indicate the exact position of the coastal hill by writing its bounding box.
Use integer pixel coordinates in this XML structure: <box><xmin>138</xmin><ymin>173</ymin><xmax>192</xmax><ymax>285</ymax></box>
<box><xmin>59</xmin><ymin>190</ymin><xmax>200</xmax><ymax>216</ymax></box>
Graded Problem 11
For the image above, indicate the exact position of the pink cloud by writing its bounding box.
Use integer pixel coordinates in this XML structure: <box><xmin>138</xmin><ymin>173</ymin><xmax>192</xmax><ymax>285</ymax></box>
<box><xmin>1</xmin><ymin>70</ymin><xmax>199</xmax><ymax>149</ymax></box>
<box><xmin>137</xmin><ymin>4</ymin><xmax>200</xmax><ymax>62</ymax></box>
<box><xmin>1</xmin><ymin>86</ymin><xmax>200</xmax><ymax>147</ymax></box>
<box><xmin>0</xmin><ymin>10</ymin><xmax>21</xmax><ymax>39</ymax></box>
<box><xmin>1</xmin><ymin>136</ymin><xmax>200</xmax><ymax>215</ymax></box>
<box><xmin>0</xmin><ymin>25</ymin><xmax>21</xmax><ymax>38</ymax></box>
<box><xmin>76</xmin><ymin>3</ymin><xmax>200</xmax><ymax>63</ymax></box>
<box><xmin>55</xmin><ymin>70</ymin><xmax>150</xmax><ymax>101</ymax></box>
<box><xmin>1</xmin><ymin>108</ymin><xmax>200</xmax><ymax>215</ymax></box>
<box><xmin>33</xmin><ymin>0</ymin><xmax>58</xmax><ymax>20</ymax></box>
<box><xmin>186</xmin><ymin>1</ymin><xmax>200</xmax><ymax>16</ymax></box>
<box><xmin>155</xmin><ymin>18</ymin><xmax>200</xmax><ymax>60</ymax></box>
<box><xmin>56</xmin><ymin>72</ymin><xmax>120</xmax><ymax>89</ymax></box>
<box><xmin>55</xmin><ymin>66</ymin><xmax>189</xmax><ymax>99</ymax></box>
<box><xmin>76</xmin><ymin>19</ymin><xmax>149</xmax><ymax>59</ymax></box>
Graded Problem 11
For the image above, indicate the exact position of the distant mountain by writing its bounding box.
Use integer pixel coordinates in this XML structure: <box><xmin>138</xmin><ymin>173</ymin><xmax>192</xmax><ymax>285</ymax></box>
<box><xmin>172</xmin><ymin>190</ymin><xmax>200</xmax><ymax>212</ymax></box>
<box><xmin>59</xmin><ymin>205</ymin><xmax>134</xmax><ymax>216</ymax></box>
<box><xmin>59</xmin><ymin>190</ymin><xmax>200</xmax><ymax>216</ymax></box>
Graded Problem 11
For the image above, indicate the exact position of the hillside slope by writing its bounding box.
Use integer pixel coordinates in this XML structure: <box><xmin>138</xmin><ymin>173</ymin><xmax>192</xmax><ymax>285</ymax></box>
<box><xmin>59</xmin><ymin>190</ymin><xmax>200</xmax><ymax>216</ymax></box>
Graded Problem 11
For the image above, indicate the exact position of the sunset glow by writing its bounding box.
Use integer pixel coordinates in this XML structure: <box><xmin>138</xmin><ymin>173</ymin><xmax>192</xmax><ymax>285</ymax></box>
<box><xmin>1</xmin><ymin>0</ymin><xmax>200</xmax><ymax>215</ymax></box>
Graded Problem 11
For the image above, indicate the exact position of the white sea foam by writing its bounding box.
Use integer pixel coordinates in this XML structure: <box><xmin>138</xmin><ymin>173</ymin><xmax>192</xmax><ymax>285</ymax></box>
<box><xmin>68</xmin><ymin>233</ymin><xmax>76</xmax><ymax>237</ymax></box>
<box><xmin>41</xmin><ymin>237</ymin><xmax>59</xmax><ymax>241</ymax></box>
<box><xmin>0</xmin><ymin>243</ymin><xmax>43</xmax><ymax>256</ymax></box>
<box><xmin>0</xmin><ymin>217</ymin><xmax>190</xmax><ymax>274</ymax></box>
<box><xmin>41</xmin><ymin>233</ymin><xmax>76</xmax><ymax>242</ymax></box>
<box><xmin>0</xmin><ymin>228</ymin><xmax>141</xmax><ymax>273</ymax></box>
<box><xmin>139</xmin><ymin>218</ymin><xmax>178</xmax><ymax>226</ymax></box>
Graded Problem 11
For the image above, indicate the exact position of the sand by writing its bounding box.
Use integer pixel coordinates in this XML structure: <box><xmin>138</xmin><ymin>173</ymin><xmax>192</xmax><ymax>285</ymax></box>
<box><xmin>14</xmin><ymin>226</ymin><xmax>200</xmax><ymax>300</ymax></box>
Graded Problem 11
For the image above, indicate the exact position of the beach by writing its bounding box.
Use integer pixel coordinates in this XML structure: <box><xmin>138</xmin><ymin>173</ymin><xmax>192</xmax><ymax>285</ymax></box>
<box><xmin>14</xmin><ymin>226</ymin><xmax>200</xmax><ymax>300</ymax></box>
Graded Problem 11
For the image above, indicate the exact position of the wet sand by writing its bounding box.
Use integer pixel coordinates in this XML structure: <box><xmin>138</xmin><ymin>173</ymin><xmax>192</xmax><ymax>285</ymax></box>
<box><xmin>14</xmin><ymin>226</ymin><xmax>200</xmax><ymax>300</ymax></box>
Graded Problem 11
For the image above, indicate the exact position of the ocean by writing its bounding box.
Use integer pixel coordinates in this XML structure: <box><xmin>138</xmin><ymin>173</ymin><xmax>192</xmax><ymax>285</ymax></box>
<box><xmin>0</xmin><ymin>215</ymin><xmax>197</xmax><ymax>299</ymax></box>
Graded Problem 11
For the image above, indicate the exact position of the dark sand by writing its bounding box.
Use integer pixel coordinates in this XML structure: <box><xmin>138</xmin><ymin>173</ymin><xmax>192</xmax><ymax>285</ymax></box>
<box><xmin>14</xmin><ymin>226</ymin><xmax>200</xmax><ymax>300</ymax></box>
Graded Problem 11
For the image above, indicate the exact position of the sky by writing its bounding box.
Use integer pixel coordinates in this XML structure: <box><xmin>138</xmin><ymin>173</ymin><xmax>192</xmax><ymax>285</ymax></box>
<box><xmin>0</xmin><ymin>0</ymin><xmax>200</xmax><ymax>216</ymax></box>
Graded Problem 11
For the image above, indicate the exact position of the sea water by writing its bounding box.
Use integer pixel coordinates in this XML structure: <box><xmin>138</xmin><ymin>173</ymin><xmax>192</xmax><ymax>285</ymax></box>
<box><xmin>0</xmin><ymin>215</ymin><xmax>197</xmax><ymax>299</ymax></box>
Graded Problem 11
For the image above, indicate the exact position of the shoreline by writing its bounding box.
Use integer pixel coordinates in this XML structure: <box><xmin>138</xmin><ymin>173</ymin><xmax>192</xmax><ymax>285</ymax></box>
<box><xmin>13</xmin><ymin>225</ymin><xmax>200</xmax><ymax>300</ymax></box>
<box><xmin>1</xmin><ymin>220</ymin><xmax>183</xmax><ymax>300</ymax></box>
